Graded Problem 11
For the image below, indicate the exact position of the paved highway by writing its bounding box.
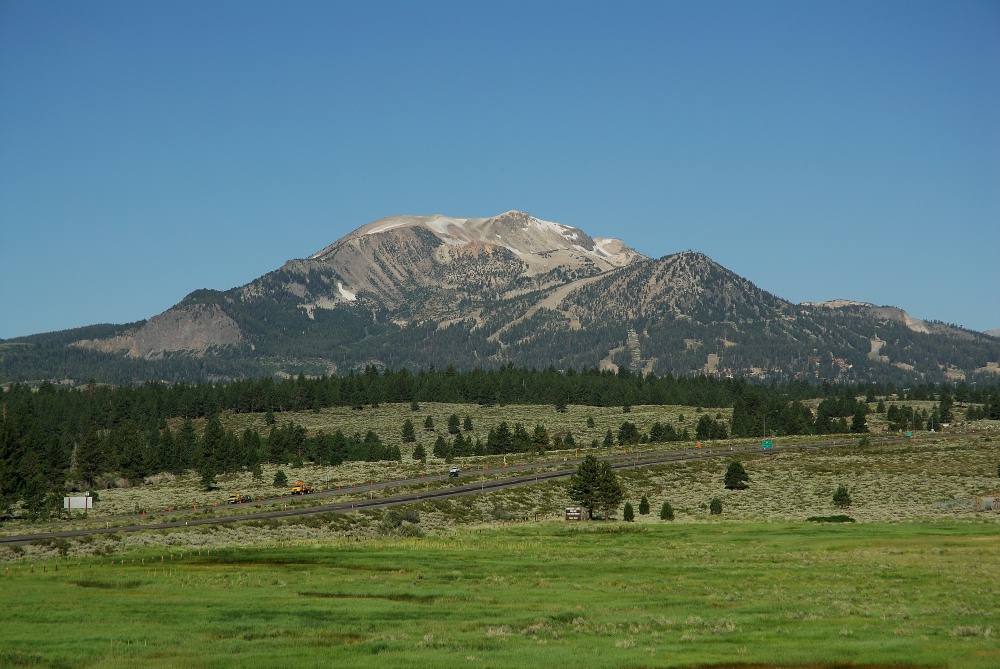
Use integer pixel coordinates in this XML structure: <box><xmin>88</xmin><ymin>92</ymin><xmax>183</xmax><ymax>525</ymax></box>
<box><xmin>0</xmin><ymin>433</ymin><xmax>945</xmax><ymax>546</ymax></box>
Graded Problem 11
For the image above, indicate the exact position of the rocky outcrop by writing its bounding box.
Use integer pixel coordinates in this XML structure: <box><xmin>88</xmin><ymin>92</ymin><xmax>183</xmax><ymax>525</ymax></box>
<box><xmin>73</xmin><ymin>303</ymin><xmax>242</xmax><ymax>358</ymax></box>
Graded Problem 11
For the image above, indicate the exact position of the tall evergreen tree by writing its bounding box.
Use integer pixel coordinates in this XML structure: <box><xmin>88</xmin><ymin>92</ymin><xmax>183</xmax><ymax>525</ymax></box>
<box><xmin>432</xmin><ymin>435</ymin><xmax>449</xmax><ymax>459</ymax></box>
<box><xmin>938</xmin><ymin>386</ymin><xmax>954</xmax><ymax>424</ymax></box>
<box><xmin>199</xmin><ymin>459</ymin><xmax>217</xmax><ymax>491</ymax></box>
<box><xmin>74</xmin><ymin>429</ymin><xmax>103</xmax><ymax>487</ymax></box>
<box><xmin>850</xmin><ymin>406</ymin><xmax>869</xmax><ymax>433</ymax></box>
<box><xmin>201</xmin><ymin>415</ymin><xmax>225</xmax><ymax>472</ymax></box>
<box><xmin>242</xmin><ymin>428</ymin><xmax>262</xmax><ymax>472</ymax></box>
<box><xmin>532</xmin><ymin>424</ymin><xmax>550</xmax><ymax>449</ymax></box>
<box><xmin>597</xmin><ymin>461</ymin><xmax>625</xmax><ymax>519</ymax></box>
<box><xmin>177</xmin><ymin>418</ymin><xmax>199</xmax><ymax>471</ymax></box>
<box><xmin>568</xmin><ymin>455</ymin><xmax>602</xmax><ymax>520</ymax></box>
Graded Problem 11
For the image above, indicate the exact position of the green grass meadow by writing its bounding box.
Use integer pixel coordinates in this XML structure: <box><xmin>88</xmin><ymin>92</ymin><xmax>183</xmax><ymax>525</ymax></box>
<box><xmin>2</xmin><ymin>522</ymin><xmax>997</xmax><ymax>669</ymax></box>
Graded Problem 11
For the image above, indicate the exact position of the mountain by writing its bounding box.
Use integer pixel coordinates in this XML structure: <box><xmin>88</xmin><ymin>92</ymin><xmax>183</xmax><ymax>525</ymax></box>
<box><xmin>3</xmin><ymin>211</ymin><xmax>999</xmax><ymax>385</ymax></box>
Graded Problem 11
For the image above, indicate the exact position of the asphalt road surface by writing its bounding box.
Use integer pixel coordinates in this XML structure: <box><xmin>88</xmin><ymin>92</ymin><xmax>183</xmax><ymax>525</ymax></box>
<box><xmin>0</xmin><ymin>433</ymin><xmax>942</xmax><ymax>546</ymax></box>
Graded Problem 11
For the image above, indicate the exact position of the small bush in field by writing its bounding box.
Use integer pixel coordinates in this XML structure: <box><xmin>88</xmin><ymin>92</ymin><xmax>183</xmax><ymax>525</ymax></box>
<box><xmin>833</xmin><ymin>484</ymin><xmax>852</xmax><ymax>508</ymax></box>
<box><xmin>660</xmin><ymin>501</ymin><xmax>674</xmax><ymax>521</ymax></box>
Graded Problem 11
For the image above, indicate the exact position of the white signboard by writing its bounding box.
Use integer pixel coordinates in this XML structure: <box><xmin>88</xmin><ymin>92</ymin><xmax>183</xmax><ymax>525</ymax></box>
<box><xmin>63</xmin><ymin>496</ymin><xmax>94</xmax><ymax>510</ymax></box>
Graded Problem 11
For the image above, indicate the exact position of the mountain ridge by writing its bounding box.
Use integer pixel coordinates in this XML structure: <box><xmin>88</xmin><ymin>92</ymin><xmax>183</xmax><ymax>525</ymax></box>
<box><xmin>4</xmin><ymin>211</ymin><xmax>999</xmax><ymax>385</ymax></box>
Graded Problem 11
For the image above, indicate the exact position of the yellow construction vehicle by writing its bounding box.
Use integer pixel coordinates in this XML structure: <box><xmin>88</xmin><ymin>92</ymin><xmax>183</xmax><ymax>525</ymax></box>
<box><xmin>290</xmin><ymin>481</ymin><xmax>314</xmax><ymax>495</ymax></box>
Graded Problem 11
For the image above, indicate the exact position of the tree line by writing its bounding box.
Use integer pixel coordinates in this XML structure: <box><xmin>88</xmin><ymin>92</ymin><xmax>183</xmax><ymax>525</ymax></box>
<box><xmin>2</xmin><ymin>367</ymin><xmax>997</xmax><ymax>521</ymax></box>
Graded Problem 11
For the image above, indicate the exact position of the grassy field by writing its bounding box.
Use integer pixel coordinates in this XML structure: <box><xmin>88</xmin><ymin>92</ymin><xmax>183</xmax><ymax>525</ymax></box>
<box><xmin>1</xmin><ymin>401</ymin><xmax>998</xmax><ymax>667</ymax></box>
<box><xmin>1</xmin><ymin>522</ymin><xmax>998</xmax><ymax>668</ymax></box>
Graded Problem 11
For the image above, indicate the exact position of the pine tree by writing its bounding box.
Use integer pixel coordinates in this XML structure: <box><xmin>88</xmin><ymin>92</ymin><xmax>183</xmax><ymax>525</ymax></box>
<box><xmin>659</xmin><ymin>501</ymin><xmax>674</xmax><ymax>521</ymax></box>
<box><xmin>402</xmin><ymin>419</ymin><xmax>416</xmax><ymax>443</ymax></box>
<box><xmin>273</xmin><ymin>469</ymin><xmax>288</xmax><ymax>487</ymax></box>
<box><xmin>74</xmin><ymin>430</ymin><xmax>103</xmax><ymax>487</ymax></box>
<box><xmin>432</xmin><ymin>435</ymin><xmax>448</xmax><ymax>459</ymax></box>
<box><xmin>697</xmin><ymin>414</ymin><xmax>728</xmax><ymax>440</ymax></box>
<box><xmin>450</xmin><ymin>432</ymin><xmax>466</xmax><ymax>456</ymax></box>
<box><xmin>532</xmin><ymin>424</ymin><xmax>549</xmax><ymax>449</ymax></box>
<box><xmin>618</xmin><ymin>421</ymin><xmax>639</xmax><ymax>445</ymax></box>
<box><xmin>199</xmin><ymin>459</ymin><xmax>217</xmax><ymax>491</ymax></box>
<box><xmin>242</xmin><ymin>428</ymin><xmax>262</xmax><ymax>472</ymax></box>
<box><xmin>709</xmin><ymin>497</ymin><xmax>722</xmax><ymax>515</ymax></box>
<box><xmin>177</xmin><ymin>418</ymin><xmax>198</xmax><ymax>471</ymax></box>
<box><xmin>463</xmin><ymin>415</ymin><xmax>473</xmax><ymax>432</ymax></box>
<box><xmin>833</xmin><ymin>484</ymin><xmax>852</xmax><ymax>508</ymax></box>
<box><xmin>603</xmin><ymin>429</ymin><xmax>615</xmax><ymax>448</ymax></box>
<box><xmin>638</xmin><ymin>495</ymin><xmax>650</xmax><ymax>515</ymax></box>
<box><xmin>21</xmin><ymin>473</ymin><xmax>49</xmax><ymax>521</ymax></box>
<box><xmin>938</xmin><ymin>386</ymin><xmax>954</xmax><ymax>424</ymax></box>
<box><xmin>623</xmin><ymin>502</ymin><xmax>634</xmax><ymax>521</ymax></box>
<box><xmin>412</xmin><ymin>443</ymin><xmax>426</xmax><ymax>462</ymax></box>
<box><xmin>424</xmin><ymin>415</ymin><xmax>435</xmax><ymax>432</ymax></box>
<box><xmin>724</xmin><ymin>461</ymin><xmax>749</xmax><ymax>490</ymax></box>
<box><xmin>448</xmin><ymin>414</ymin><xmax>460</xmax><ymax>435</ymax></box>
<box><xmin>568</xmin><ymin>455</ymin><xmax>602</xmax><ymax>519</ymax></box>
<box><xmin>158</xmin><ymin>426</ymin><xmax>179</xmax><ymax>475</ymax></box>
<box><xmin>597</xmin><ymin>461</ymin><xmax>624</xmax><ymax>519</ymax></box>
<box><xmin>850</xmin><ymin>406</ymin><xmax>869</xmax><ymax>433</ymax></box>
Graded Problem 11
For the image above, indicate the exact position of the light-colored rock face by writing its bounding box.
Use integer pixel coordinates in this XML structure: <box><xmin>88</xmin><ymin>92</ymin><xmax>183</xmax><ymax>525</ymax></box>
<box><xmin>74</xmin><ymin>211</ymin><xmax>645</xmax><ymax>355</ymax></box>
<box><xmin>311</xmin><ymin>211</ymin><xmax>642</xmax><ymax>270</ymax></box>
<box><xmin>287</xmin><ymin>210</ymin><xmax>645</xmax><ymax>315</ymax></box>
<box><xmin>800</xmin><ymin>299</ymin><xmax>876</xmax><ymax>309</ymax></box>
<box><xmin>800</xmin><ymin>301</ymin><xmax>948</xmax><ymax>336</ymax></box>
<box><xmin>73</xmin><ymin>303</ymin><xmax>243</xmax><ymax>358</ymax></box>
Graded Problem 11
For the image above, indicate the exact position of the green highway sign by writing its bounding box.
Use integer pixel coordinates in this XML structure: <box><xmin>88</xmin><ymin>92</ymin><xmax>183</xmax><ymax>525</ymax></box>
<box><xmin>762</xmin><ymin>440</ymin><xmax>773</xmax><ymax>449</ymax></box>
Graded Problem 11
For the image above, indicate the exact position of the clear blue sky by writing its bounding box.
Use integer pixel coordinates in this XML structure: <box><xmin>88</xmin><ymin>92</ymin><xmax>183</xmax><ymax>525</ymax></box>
<box><xmin>2</xmin><ymin>0</ymin><xmax>998</xmax><ymax>340</ymax></box>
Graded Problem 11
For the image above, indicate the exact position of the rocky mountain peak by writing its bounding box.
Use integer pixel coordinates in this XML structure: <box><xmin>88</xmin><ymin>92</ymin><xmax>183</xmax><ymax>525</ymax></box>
<box><xmin>49</xmin><ymin>211</ymin><xmax>999</xmax><ymax>385</ymax></box>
